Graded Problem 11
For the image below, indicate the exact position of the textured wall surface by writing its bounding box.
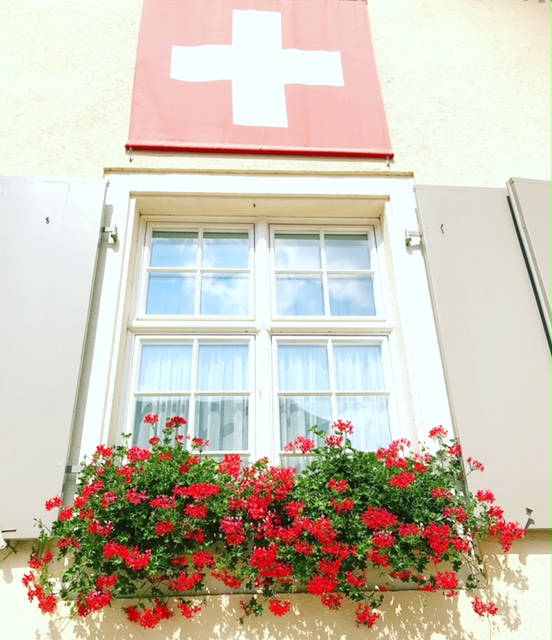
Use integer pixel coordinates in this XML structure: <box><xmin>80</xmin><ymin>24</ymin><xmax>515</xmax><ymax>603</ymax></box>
<box><xmin>1</xmin><ymin>533</ymin><xmax>550</xmax><ymax>640</ymax></box>
<box><xmin>0</xmin><ymin>1</ymin><xmax>550</xmax><ymax>638</ymax></box>
<box><xmin>0</xmin><ymin>0</ymin><xmax>549</xmax><ymax>186</ymax></box>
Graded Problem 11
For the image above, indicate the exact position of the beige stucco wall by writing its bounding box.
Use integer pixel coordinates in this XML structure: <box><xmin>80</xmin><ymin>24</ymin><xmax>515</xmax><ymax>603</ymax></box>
<box><xmin>1</xmin><ymin>532</ymin><xmax>550</xmax><ymax>640</ymax></box>
<box><xmin>0</xmin><ymin>1</ymin><xmax>550</xmax><ymax>638</ymax></box>
<box><xmin>0</xmin><ymin>0</ymin><xmax>549</xmax><ymax>186</ymax></box>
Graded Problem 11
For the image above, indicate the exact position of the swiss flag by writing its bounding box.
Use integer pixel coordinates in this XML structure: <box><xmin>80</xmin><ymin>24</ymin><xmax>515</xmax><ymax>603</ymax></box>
<box><xmin>127</xmin><ymin>0</ymin><xmax>393</xmax><ymax>158</ymax></box>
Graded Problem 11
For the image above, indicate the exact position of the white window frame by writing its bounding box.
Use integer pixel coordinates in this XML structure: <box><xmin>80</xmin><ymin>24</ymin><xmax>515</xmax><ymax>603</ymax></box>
<box><xmin>269</xmin><ymin>224</ymin><xmax>385</xmax><ymax>322</ymax></box>
<box><xmin>272</xmin><ymin>335</ymin><xmax>400</xmax><ymax>456</ymax></box>
<box><xmin>136</xmin><ymin>222</ymin><xmax>256</xmax><ymax>321</ymax></box>
<box><xmin>126</xmin><ymin>334</ymin><xmax>255</xmax><ymax>456</ymax></box>
<box><xmin>124</xmin><ymin>215</ymin><xmax>400</xmax><ymax>462</ymax></box>
<box><xmin>78</xmin><ymin>172</ymin><xmax>453</xmax><ymax>466</ymax></box>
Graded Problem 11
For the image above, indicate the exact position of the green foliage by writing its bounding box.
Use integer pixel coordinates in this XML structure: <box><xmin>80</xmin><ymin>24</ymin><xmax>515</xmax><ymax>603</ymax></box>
<box><xmin>23</xmin><ymin>418</ymin><xmax>524</xmax><ymax>629</ymax></box>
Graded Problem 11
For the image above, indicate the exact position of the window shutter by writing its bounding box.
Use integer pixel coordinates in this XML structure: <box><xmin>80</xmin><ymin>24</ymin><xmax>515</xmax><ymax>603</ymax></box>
<box><xmin>0</xmin><ymin>176</ymin><xmax>107</xmax><ymax>540</ymax></box>
<box><xmin>507</xmin><ymin>178</ymin><xmax>551</xmax><ymax>341</ymax></box>
<box><xmin>415</xmin><ymin>184</ymin><xmax>551</xmax><ymax>528</ymax></box>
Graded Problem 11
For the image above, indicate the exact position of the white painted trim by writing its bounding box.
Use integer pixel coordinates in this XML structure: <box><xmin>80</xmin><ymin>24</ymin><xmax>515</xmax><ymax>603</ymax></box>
<box><xmin>79</xmin><ymin>172</ymin><xmax>452</xmax><ymax>464</ymax></box>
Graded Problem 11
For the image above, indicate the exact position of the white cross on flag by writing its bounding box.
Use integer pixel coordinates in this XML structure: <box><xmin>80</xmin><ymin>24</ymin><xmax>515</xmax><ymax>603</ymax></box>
<box><xmin>127</xmin><ymin>0</ymin><xmax>393</xmax><ymax>158</ymax></box>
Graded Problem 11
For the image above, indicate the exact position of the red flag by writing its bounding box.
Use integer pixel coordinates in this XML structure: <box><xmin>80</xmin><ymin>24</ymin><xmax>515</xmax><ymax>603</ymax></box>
<box><xmin>127</xmin><ymin>0</ymin><xmax>393</xmax><ymax>158</ymax></box>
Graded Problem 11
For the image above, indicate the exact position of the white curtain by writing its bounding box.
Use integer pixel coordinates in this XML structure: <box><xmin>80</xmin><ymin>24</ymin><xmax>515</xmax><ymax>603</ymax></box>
<box><xmin>278</xmin><ymin>343</ymin><xmax>390</xmax><ymax>451</ymax></box>
<box><xmin>139</xmin><ymin>344</ymin><xmax>193</xmax><ymax>391</ymax></box>
<box><xmin>334</xmin><ymin>345</ymin><xmax>384</xmax><ymax>390</ymax></box>
<box><xmin>278</xmin><ymin>344</ymin><xmax>330</xmax><ymax>443</ymax></box>
<box><xmin>197</xmin><ymin>344</ymin><xmax>249</xmax><ymax>451</ymax></box>
<box><xmin>278</xmin><ymin>344</ymin><xmax>329</xmax><ymax>391</ymax></box>
<box><xmin>334</xmin><ymin>345</ymin><xmax>390</xmax><ymax>449</ymax></box>
<box><xmin>134</xmin><ymin>343</ymin><xmax>249</xmax><ymax>451</ymax></box>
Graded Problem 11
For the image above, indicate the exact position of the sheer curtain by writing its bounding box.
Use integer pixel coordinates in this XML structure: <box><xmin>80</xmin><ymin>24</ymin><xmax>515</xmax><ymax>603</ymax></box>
<box><xmin>133</xmin><ymin>344</ymin><xmax>192</xmax><ymax>446</ymax></box>
<box><xmin>139</xmin><ymin>344</ymin><xmax>192</xmax><ymax>391</ymax></box>
<box><xmin>133</xmin><ymin>343</ymin><xmax>249</xmax><ymax>451</ymax></box>
<box><xmin>277</xmin><ymin>343</ymin><xmax>390</xmax><ymax>451</ymax></box>
<box><xmin>334</xmin><ymin>345</ymin><xmax>390</xmax><ymax>450</ymax></box>
<box><xmin>278</xmin><ymin>345</ymin><xmax>331</xmax><ymax>444</ymax></box>
<box><xmin>197</xmin><ymin>344</ymin><xmax>249</xmax><ymax>451</ymax></box>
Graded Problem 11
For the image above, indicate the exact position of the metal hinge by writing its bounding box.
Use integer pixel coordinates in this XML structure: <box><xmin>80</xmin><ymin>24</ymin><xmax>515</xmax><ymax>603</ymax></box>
<box><xmin>405</xmin><ymin>229</ymin><xmax>422</xmax><ymax>247</ymax></box>
<box><xmin>101</xmin><ymin>225</ymin><xmax>119</xmax><ymax>244</ymax></box>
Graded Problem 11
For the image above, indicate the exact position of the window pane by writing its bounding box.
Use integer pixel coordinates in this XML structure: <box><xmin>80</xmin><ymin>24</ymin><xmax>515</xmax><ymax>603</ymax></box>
<box><xmin>276</xmin><ymin>275</ymin><xmax>324</xmax><ymax>316</ymax></box>
<box><xmin>139</xmin><ymin>344</ymin><xmax>192</xmax><ymax>391</ymax></box>
<box><xmin>279</xmin><ymin>396</ymin><xmax>331</xmax><ymax>446</ymax></box>
<box><xmin>203</xmin><ymin>232</ymin><xmax>249</xmax><ymax>269</ymax></box>
<box><xmin>146</xmin><ymin>273</ymin><xmax>195</xmax><ymax>315</ymax></box>
<box><xmin>325</xmin><ymin>234</ymin><xmax>371</xmax><ymax>270</ymax></box>
<box><xmin>278</xmin><ymin>344</ymin><xmax>329</xmax><ymax>391</ymax></box>
<box><xmin>337</xmin><ymin>396</ymin><xmax>391</xmax><ymax>450</ymax></box>
<box><xmin>196</xmin><ymin>397</ymin><xmax>248</xmax><ymax>450</ymax></box>
<box><xmin>328</xmin><ymin>275</ymin><xmax>376</xmax><ymax>316</ymax></box>
<box><xmin>133</xmin><ymin>396</ymin><xmax>190</xmax><ymax>447</ymax></box>
<box><xmin>198</xmin><ymin>344</ymin><xmax>249</xmax><ymax>391</ymax></box>
<box><xmin>274</xmin><ymin>233</ymin><xmax>320</xmax><ymax>269</ymax></box>
<box><xmin>151</xmin><ymin>231</ymin><xmax>197</xmax><ymax>268</ymax></box>
<box><xmin>334</xmin><ymin>344</ymin><xmax>385</xmax><ymax>390</ymax></box>
<box><xmin>200</xmin><ymin>274</ymin><xmax>249</xmax><ymax>315</ymax></box>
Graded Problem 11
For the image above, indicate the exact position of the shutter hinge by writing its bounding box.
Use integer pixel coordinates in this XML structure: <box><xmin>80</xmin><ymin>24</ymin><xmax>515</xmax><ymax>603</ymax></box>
<box><xmin>405</xmin><ymin>229</ymin><xmax>422</xmax><ymax>247</ymax></box>
<box><xmin>101</xmin><ymin>225</ymin><xmax>119</xmax><ymax>244</ymax></box>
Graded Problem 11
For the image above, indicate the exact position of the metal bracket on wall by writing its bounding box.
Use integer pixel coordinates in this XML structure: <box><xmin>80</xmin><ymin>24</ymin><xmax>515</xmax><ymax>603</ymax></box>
<box><xmin>405</xmin><ymin>229</ymin><xmax>422</xmax><ymax>247</ymax></box>
<box><xmin>101</xmin><ymin>225</ymin><xmax>119</xmax><ymax>244</ymax></box>
<box><xmin>0</xmin><ymin>528</ymin><xmax>16</xmax><ymax>550</ymax></box>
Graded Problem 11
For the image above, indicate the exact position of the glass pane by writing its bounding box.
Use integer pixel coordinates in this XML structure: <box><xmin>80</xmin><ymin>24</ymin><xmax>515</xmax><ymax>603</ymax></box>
<box><xmin>334</xmin><ymin>344</ymin><xmax>385</xmax><ymax>390</ymax></box>
<box><xmin>325</xmin><ymin>234</ymin><xmax>371</xmax><ymax>270</ymax></box>
<box><xmin>328</xmin><ymin>275</ymin><xmax>376</xmax><ymax>316</ymax></box>
<box><xmin>280</xmin><ymin>455</ymin><xmax>316</xmax><ymax>473</ymax></box>
<box><xmin>198</xmin><ymin>344</ymin><xmax>249</xmax><ymax>391</ymax></box>
<box><xmin>279</xmin><ymin>396</ymin><xmax>331</xmax><ymax>446</ymax></box>
<box><xmin>337</xmin><ymin>396</ymin><xmax>391</xmax><ymax>451</ymax></box>
<box><xmin>139</xmin><ymin>344</ymin><xmax>193</xmax><ymax>392</ymax></box>
<box><xmin>151</xmin><ymin>231</ymin><xmax>197</xmax><ymax>268</ymax></box>
<box><xmin>203</xmin><ymin>232</ymin><xmax>249</xmax><ymax>269</ymax></box>
<box><xmin>274</xmin><ymin>233</ymin><xmax>320</xmax><ymax>270</ymax></box>
<box><xmin>278</xmin><ymin>344</ymin><xmax>329</xmax><ymax>391</ymax></box>
<box><xmin>146</xmin><ymin>273</ymin><xmax>196</xmax><ymax>315</ymax></box>
<box><xmin>200</xmin><ymin>274</ymin><xmax>249</xmax><ymax>315</ymax></box>
<box><xmin>133</xmin><ymin>396</ymin><xmax>190</xmax><ymax>447</ymax></box>
<box><xmin>276</xmin><ymin>275</ymin><xmax>324</xmax><ymax>316</ymax></box>
<box><xmin>196</xmin><ymin>397</ymin><xmax>248</xmax><ymax>450</ymax></box>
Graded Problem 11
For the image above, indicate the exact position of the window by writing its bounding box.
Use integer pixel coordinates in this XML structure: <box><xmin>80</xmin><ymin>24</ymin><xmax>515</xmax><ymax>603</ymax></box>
<box><xmin>124</xmin><ymin>218</ymin><xmax>399</xmax><ymax>463</ymax></box>
<box><xmin>144</xmin><ymin>229</ymin><xmax>252</xmax><ymax>316</ymax></box>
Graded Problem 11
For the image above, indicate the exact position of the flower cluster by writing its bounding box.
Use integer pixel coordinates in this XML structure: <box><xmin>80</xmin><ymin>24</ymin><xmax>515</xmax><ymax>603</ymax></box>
<box><xmin>25</xmin><ymin>418</ymin><xmax>524</xmax><ymax>630</ymax></box>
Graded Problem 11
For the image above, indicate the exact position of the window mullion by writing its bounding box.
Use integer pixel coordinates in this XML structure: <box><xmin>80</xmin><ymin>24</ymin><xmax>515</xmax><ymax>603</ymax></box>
<box><xmin>188</xmin><ymin>337</ymin><xmax>200</xmax><ymax>445</ymax></box>
<box><xmin>254</xmin><ymin>220</ymin><xmax>273</xmax><ymax>460</ymax></box>
<box><xmin>255</xmin><ymin>330</ymin><xmax>272</xmax><ymax>460</ymax></box>
<box><xmin>194</xmin><ymin>230</ymin><xmax>204</xmax><ymax>316</ymax></box>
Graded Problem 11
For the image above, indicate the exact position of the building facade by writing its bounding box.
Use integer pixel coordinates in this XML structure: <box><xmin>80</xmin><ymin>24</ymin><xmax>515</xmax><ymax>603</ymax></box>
<box><xmin>1</xmin><ymin>1</ymin><xmax>550</xmax><ymax>638</ymax></box>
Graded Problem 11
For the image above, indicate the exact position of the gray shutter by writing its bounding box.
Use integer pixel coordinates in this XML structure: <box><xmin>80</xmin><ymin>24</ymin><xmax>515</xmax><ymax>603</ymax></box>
<box><xmin>0</xmin><ymin>176</ymin><xmax>107</xmax><ymax>540</ymax></box>
<box><xmin>507</xmin><ymin>178</ymin><xmax>551</xmax><ymax>341</ymax></box>
<box><xmin>415</xmin><ymin>185</ymin><xmax>551</xmax><ymax>528</ymax></box>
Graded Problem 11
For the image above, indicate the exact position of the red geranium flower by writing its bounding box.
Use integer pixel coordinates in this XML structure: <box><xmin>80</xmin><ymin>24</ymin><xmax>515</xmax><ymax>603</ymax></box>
<box><xmin>284</xmin><ymin>435</ymin><xmax>316</xmax><ymax>454</ymax></box>
<box><xmin>45</xmin><ymin>496</ymin><xmax>63</xmax><ymax>511</ymax></box>
<box><xmin>332</xmin><ymin>419</ymin><xmax>354</xmax><ymax>434</ymax></box>
<box><xmin>328</xmin><ymin>479</ymin><xmax>350</xmax><ymax>493</ymax></box>
<box><xmin>356</xmin><ymin>604</ymin><xmax>381</xmax><ymax>628</ymax></box>
<box><xmin>467</xmin><ymin>456</ymin><xmax>485</xmax><ymax>471</ymax></box>
<box><xmin>268</xmin><ymin>599</ymin><xmax>292</xmax><ymax>616</ymax></box>
<box><xmin>389</xmin><ymin>472</ymin><xmax>417</xmax><ymax>489</ymax></box>
<box><xmin>428</xmin><ymin>425</ymin><xmax>448</xmax><ymax>439</ymax></box>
